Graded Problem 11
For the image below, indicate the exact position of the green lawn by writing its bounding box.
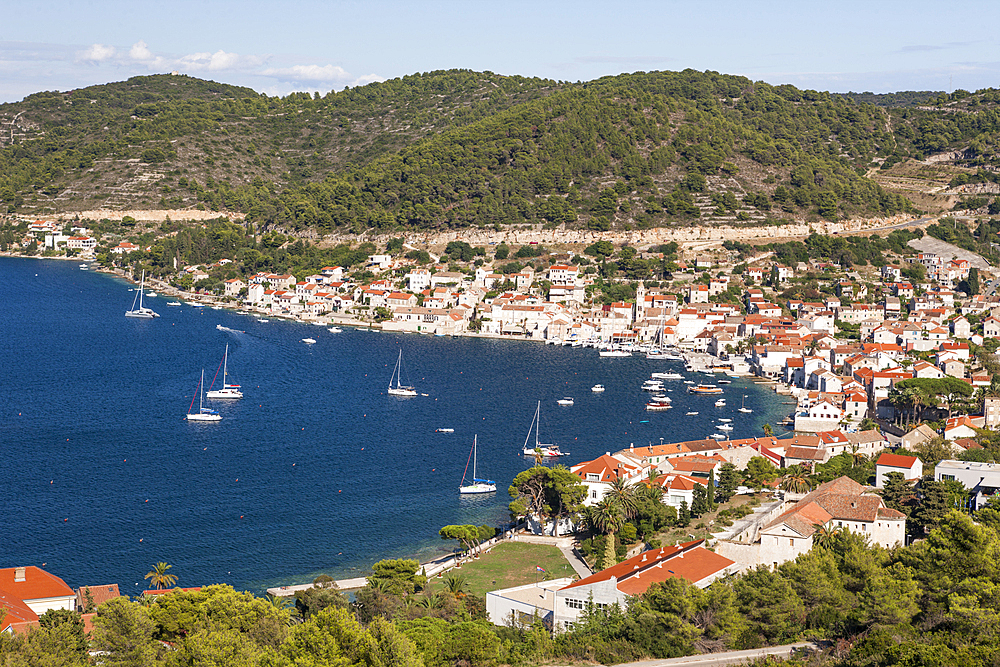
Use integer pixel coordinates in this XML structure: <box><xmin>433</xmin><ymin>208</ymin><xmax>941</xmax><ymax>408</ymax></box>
<box><xmin>428</xmin><ymin>542</ymin><xmax>576</xmax><ymax>597</ymax></box>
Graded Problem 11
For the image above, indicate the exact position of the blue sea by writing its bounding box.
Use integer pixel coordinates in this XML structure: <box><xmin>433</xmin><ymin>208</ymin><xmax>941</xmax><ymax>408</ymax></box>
<box><xmin>0</xmin><ymin>257</ymin><xmax>792</xmax><ymax>595</ymax></box>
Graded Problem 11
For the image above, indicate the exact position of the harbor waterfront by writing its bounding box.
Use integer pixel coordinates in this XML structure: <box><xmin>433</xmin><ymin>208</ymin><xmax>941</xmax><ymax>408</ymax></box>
<box><xmin>1</xmin><ymin>256</ymin><xmax>791</xmax><ymax>594</ymax></box>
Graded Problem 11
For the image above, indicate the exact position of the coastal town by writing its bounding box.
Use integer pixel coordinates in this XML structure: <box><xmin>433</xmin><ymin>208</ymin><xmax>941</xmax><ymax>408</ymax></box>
<box><xmin>7</xmin><ymin>212</ymin><xmax>1000</xmax><ymax>646</ymax></box>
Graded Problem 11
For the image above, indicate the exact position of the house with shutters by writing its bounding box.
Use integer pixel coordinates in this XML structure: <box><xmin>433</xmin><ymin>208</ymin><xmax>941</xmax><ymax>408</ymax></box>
<box><xmin>570</xmin><ymin>454</ymin><xmax>648</xmax><ymax>505</ymax></box>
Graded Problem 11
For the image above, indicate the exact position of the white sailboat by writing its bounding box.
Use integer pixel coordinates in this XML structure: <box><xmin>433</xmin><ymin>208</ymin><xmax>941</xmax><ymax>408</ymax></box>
<box><xmin>459</xmin><ymin>435</ymin><xmax>496</xmax><ymax>494</ymax></box>
<box><xmin>521</xmin><ymin>401</ymin><xmax>568</xmax><ymax>458</ymax></box>
<box><xmin>738</xmin><ymin>394</ymin><xmax>753</xmax><ymax>413</ymax></box>
<box><xmin>186</xmin><ymin>370</ymin><xmax>222</xmax><ymax>422</ymax></box>
<box><xmin>125</xmin><ymin>270</ymin><xmax>159</xmax><ymax>318</ymax></box>
<box><xmin>206</xmin><ymin>345</ymin><xmax>243</xmax><ymax>399</ymax></box>
<box><xmin>387</xmin><ymin>349</ymin><xmax>417</xmax><ymax>397</ymax></box>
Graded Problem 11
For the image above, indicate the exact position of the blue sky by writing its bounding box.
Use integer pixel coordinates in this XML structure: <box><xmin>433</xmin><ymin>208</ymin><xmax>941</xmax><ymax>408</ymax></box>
<box><xmin>2</xmin><ymin>0</ymin><xmax>998</xmax><ymax>103</ymax></box>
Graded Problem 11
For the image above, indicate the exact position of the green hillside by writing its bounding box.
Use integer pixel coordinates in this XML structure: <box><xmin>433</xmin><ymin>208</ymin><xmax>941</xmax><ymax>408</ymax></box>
<box><xmin>7</xmin><ymin>69</ymin><xmax>1000</xmax><ymax>231</ymax></box>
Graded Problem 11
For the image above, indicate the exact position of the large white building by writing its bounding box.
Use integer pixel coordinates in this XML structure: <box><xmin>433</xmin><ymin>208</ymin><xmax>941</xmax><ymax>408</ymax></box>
<box><xmin>551</xmin><ymin>540</ymin><xmax>737</xmax><ymax>631</ymax></box>
<box><xmin>935</xmin><ymin>460</ymin><xmax>1000</xmax><ymax>510</ymax></box>
<box><xmin>716</xmin><ymin>477</ymin><xmax>906</xmax><ymax>570</ymax></box>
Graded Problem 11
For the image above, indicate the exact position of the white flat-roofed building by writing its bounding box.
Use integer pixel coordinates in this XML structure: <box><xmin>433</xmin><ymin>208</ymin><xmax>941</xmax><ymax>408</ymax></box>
<box><xmin>935</xmin><ymin>460</ymin><xmax>1000</xmax><ymax>510</ymax></box>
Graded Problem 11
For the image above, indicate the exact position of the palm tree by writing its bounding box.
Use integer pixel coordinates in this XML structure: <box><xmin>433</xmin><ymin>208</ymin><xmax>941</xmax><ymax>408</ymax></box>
<box><xmin>442</xmin><ymin>573</ymin><xmax>469</xmax><ymax>599</ymax></box>
<box><xmin>591</xmin><ymin>497</ymin><xmax>625</xmax><ymax>571</ymax></box>
<box><xmin>850</xmin><ymin>444</ymin><xmax>868</xmax><ymax>468</ymax></box>
<box><xmin>531</xmin><ymin>447</ymin><xmax>546</xmax><ymax>467</ymax></box>
<box><xmin>144</xmin><ymin>562</ymin><xmax>177</xmax><ymax>590</ymax></box>
<box><xmin>762</xmin><ymin>423</ymin><xmax>774</xmax><ymax>438</ymax></box>
<box><xmin>812</xmin><ymin>521</ymin><xmax>843</xmax><ymax>549</ymax></box>
<box><xmin>780</xmin><ymin>464</ymin><xmax>812</xmax><ymax>494</ymax></box>
<box><xmin>606</xmin><ymin>477</ymin><xmax>637</xmax><ymax>520</ymax></box>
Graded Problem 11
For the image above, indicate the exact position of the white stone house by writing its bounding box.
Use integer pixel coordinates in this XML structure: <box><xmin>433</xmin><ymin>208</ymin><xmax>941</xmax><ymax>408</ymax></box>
<box><xmin>875</xmin><ymin>453</ymin><xmax>923</xmax><ymax>488</ymax></box>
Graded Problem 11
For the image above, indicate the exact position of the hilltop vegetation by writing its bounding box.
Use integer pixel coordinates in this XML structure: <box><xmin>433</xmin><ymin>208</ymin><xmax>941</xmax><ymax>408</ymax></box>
<box><xmin>11</xmin><ymin>70</ymin><xmax>1000</xmax><ymax>235</ymax></box>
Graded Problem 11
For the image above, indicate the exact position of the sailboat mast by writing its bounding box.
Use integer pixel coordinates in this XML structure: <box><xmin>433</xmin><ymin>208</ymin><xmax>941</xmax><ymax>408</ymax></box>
<box><xmin>223</xmin><ymin>345</ymin><xmax>228</xmax><ymax>384</ymax></box>
<box><xmin>199</xmin><ymin>369</ymin><xmax>204</xmax><ymax>412</ymax></box>
<box><xmin>472</xmin><ymin>435</ymin><xmax>477</xmax><ymax>478</ymax></box>
<box><xmin>535</xmin><ymin>401</ymin><xmax>541</xmax><ymax>448</ymax></box>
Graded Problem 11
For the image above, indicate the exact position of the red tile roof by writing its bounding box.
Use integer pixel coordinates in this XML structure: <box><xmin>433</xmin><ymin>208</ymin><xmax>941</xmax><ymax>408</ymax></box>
<box><xmin>0</xmin><ymin>567</ymin><xmax>74</xmax><ymax>603</ymax></box>
<box><xmin>76</xmin><ymin>584</ymin><xmax>121</xmax><ymax>610</ymax></box>
<box><xmin>876</xmin><ymin>453</ymin><xmax>919</xmax><ymax>468</ymax></box>
<box><xmin>561</xmin><ymin>540</ymin><xmax>734</xmax><ymax>596</ymax></box>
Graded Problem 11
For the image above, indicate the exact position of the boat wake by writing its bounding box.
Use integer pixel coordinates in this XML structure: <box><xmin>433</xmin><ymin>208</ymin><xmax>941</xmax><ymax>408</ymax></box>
<box><xmin>216</xmin><ymin>324</ymin><xmax>245</xmax><ymax>334</ymax></box>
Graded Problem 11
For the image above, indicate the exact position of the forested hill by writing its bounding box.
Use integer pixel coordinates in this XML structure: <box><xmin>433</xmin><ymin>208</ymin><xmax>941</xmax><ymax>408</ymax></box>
<box><xmin>4</xmin><ymin>69</ymin><xmax>1000</xmax><ymax>233</ymax></box>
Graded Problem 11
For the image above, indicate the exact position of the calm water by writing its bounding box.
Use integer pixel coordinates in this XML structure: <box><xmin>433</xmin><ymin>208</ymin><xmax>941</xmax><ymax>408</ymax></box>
<box><xmin>0</xmin><ymin>257</ymin><xmax>791</xmax><ymax>594</ymax></box>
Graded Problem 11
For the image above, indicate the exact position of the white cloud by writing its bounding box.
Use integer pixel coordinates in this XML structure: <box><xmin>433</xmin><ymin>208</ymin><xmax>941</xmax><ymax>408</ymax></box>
<box><xmin>352</xmin><ymin>73</ymin><xmax>385</xmax><ymax>86</ymax></box>
<box><xmin>178</xmin><ymin>49</ymin><xmax>262</xmax><ymax>72</ymax></box>
<box><xmin>78</xmin><ymin>43</ymin><xmax>116</xmax><ymax>63</ymax></box>
<box><xmin>261</xmin><ymin>64</ymin><xmax>352</xmax><ymax>83</ymax></box>
<box><xmin>129</xmin><ymin>40</ymin><xmax>155</xmax><ymax>63</ymax></box>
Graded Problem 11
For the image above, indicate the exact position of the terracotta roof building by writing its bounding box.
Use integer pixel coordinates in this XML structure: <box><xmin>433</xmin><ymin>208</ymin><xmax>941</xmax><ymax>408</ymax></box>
<box><xmin>552</xmin><ymin>540</ymin><xmax>737</xmax><ymax>631</ymax></box>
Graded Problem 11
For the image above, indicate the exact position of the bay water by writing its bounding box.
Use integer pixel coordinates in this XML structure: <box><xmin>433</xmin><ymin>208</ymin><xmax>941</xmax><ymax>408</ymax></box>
<box><xmin>0</xmin><ymin>257</ymin><xmax>791</xmax><ymax>594</ymax></box>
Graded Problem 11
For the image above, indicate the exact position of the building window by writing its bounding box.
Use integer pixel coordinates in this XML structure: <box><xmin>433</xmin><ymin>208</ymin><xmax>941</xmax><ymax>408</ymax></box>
<box><xmin>789</xmin><ymin>539</ymin><xmax>793</xmax><ymax>546</ymax></box>
<box><xmin>565</xmin><ymin>598</ymin><xmax>584</xmax><ymax>610</ymax></box>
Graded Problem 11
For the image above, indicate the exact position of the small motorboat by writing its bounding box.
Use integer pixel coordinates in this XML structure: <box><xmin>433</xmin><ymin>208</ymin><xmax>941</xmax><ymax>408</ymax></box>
<box><xmin>645</xmin><ymin>402</ymin><xmax>673</xmax><ymax>411</ymax></box>
<box><xmin>686</xmin><ymin>411</ymin><xmax>699</xmax><ymax>416</ymax></box>
<box><xmin>714</xmin><ymin>399</ymin><xmax>726</xmax><ymax>407</ymax></box>
<box><xmin>328</xmin><ymin>327</ymin><xmax>343</xmax><ymax>333</ymax></box>
<box><xmin>717</xmin><ymin>379</ymin><xmax>732</xmax><ymax>384</ymax></box>
<box><xmin>708</xmin><ymin>433</ymin><xmax>726</xmax><ymax>440</ymax></box>
<box><xmin>435</xmin><ymin>428</ymin><xmax>455</xmax><ymax>433</ymax></box>
<box><xmin>257</xmin><ymin>319</ymin><xmax>269</xmax><ymax>323</ymax></box>
<box><xmin>718</xmin><ymin>418</ymin><xmax>732</xmax><ymax>423</ymax></box>
<box><xmin>591</xmin><ymin>384</ymin><xmax>606</xmax><ymax>392</ymax></box>
<box><xmin>167</xmin><ymin>301</ymin><xmax>181</xmax><ymax>306</ymax></box>
<box><xmin>302</xmin><ymin>338</ymin><xmax>317</xmax><ymax>344</ymax></box>
<box><xmin>718</xmin><ymin>424</ymin><xmax>734</xmax><ymax>431</ymax></box>
<box><xmin>556</xmin><ymin>397</ymin><xmax>574</xmax><ymax>406</ymax></box>
<box><xmin>146</xmin><ymin>292</ymin><xmax>157</xmax><ymax>298</ymax></box>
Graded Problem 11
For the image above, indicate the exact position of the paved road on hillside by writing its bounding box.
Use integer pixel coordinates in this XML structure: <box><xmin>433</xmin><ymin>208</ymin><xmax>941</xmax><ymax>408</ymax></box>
<box><xmin>608</xmin><ymin>642</ymin><xmax>825</xmax><ymax>667</ymax></box>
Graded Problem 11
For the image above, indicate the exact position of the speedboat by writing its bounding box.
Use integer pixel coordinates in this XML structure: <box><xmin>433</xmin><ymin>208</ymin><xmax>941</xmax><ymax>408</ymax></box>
<box><xmin>556</xmin><ymin>397</ymin><xmax>574</xmax><ymax>406</ymax></box>
<box><xmin>709</xmin><ymin>433</ymin><xmax>726</xmax><ymax>440</ymax></box>
<box><xmin>435</xmin><ymin>428</ymin><xmax>455</xmax><ymax>433</ymax></box>
<box><xmin>718</xmin><ymin>424</ymin><xmax>734</xmax><ymax>431</ymax></box>
<box><xmin>167</xmin><ymin>301</ymin><xmax>181</xmax><ymax>306</ymax></box>
<box><xmin>302</xmin><ymin>338</ymin><xmax>317</xmax><ymax>344</ymax></box>
<box><xmin>686</xmin><ymin>411</ymin><xmax>699</xmax><ymax>416</ymax></box>
<box><xmin>146</xmin><ymin>292</ymin><xmax>157</xmax><ymax>298</ymax></box>
<box><xmin>642</xmin><ymin>381</ymin><xmax>665</xmax><ymax>391</ymax></box>
<box><xmin>591</xmin><ymin>384</ymin><xmax>606</xmax><ymax>392</ymax></box>
<box><xmin>649</xmin><ymin>394</ymin><xmax>672</xmax><ymax>404</ymax></box>
<box><xmin>328</xmin><ymin>327</ymin><xmax>342</xmax><ymax>333</ymax></box>
<box><xmin>257</xmin><ymin>319</ymin><xmax>269</xmax><ymax>323</ymax></box>
<box><xmin>715</xmin><ymin>399</ymin><xmax>727</xmax><ymax>407</ymax></box>
<box><xmin>718</xmin><ymin>418</ymin><xmax>732</xmax><ymax>423</ymax></box>
<box><xmin>717</xmin><ymin>379</ymin><xmax>732</xmax><ymax>384</ymax></box>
